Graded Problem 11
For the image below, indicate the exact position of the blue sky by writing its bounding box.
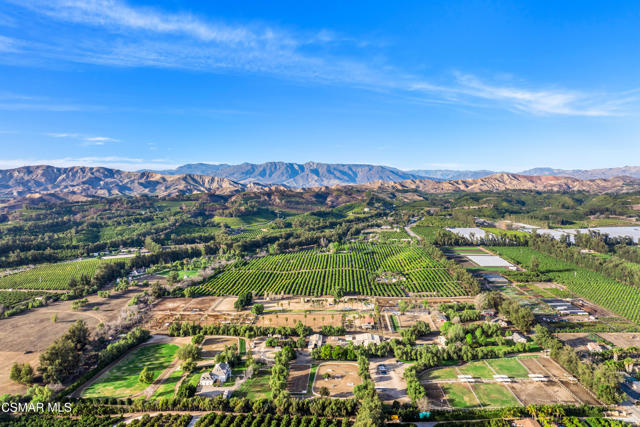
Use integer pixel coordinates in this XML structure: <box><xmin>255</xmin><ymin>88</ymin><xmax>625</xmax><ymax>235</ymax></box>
<box><xmin>0</xmin><ymin>0</ymin><xmax>639</xmax><ymax>171</ymax></box>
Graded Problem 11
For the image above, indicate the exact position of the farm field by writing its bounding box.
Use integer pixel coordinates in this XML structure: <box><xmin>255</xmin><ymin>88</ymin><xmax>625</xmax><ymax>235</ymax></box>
<box><xmin>0</xmin><ymin>290</ymin><xmax>50</xmax><ymax>309</ymax></box>
<box><xmin>457</xmin><ymin>361</ymin><xmax>494</xmax><ymax>379</ymax></box>
<box><xmin>82</xmin><ymin>344</ymin><xmax>179</xmax><ymax>398</ymax></box>
<box><xmin>491</xmin><ymin>246</ymin><xmax>640</xmax><ymax>324</ymax></box>
<box><xmin>192</xmin><ymin>243</ymin><xmax>464</xmax><ymax>297</ymax></box>
<box><xmin>0</xmin><ymin>259</ymin><xmax>104</xmax><ymax>290</ymax></box>
<box><xmin>287</xmin><ymin>364</ymin><xmax>311</xmax><ymax>394</ymax></box>
<box><xmin>486</xmin><ymin>357</ymin><xmax>530</xmax><ymax>378</ymax></box>
<box><xmin>152</xmin><ymin>368</ymin><xmax>183</xmax><ymax>400</ymax></box>
<box><xmin>421</xmin><ymin>356</ymin><xmax>595</xmax><ymax>409</ymax></box>
<box><xmin>235</xmin><ymin>368</ymin><xmax>271</xmax><ymax>400</ymax></box>
<box><xmin>473</xmin><ymin>383</ymin><xmax>520</xmax><ymax>407</ymax></box>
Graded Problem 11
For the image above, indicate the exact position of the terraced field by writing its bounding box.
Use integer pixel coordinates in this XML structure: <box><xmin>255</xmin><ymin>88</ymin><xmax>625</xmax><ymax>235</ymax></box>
<box><xmin>192</xmin><ymin>243</ymin><xmax>464</xmax><ymax>297</ymax></box>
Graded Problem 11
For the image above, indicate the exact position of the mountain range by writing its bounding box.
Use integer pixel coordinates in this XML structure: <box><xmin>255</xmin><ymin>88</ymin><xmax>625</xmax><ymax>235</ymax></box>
<box><xmin>151</xmin><ymin>162</ymin><xmax>640</xmax><ymax>187</ymax></box>
<box><xmin>1</xmin><ymin>165</ymin><xmax>639</xmax><ymax>205</ymax></box>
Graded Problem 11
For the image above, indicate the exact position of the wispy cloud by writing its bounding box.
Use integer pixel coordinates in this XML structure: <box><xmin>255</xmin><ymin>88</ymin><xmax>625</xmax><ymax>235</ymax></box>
<box><xmin>46</xmin><ymin>132</ymin><xmax>119</xmax><ymax>145</ymax></box>
<box><xmin>3</xmin><ymin>0</ymin><xmax>638</xmax><ymax>117</ymax></box>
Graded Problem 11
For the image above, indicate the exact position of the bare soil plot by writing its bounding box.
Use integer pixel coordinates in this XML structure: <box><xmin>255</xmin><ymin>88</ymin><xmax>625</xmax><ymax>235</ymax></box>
<box><xmin>256</xmin><ymin>312</ymin><xmax>342</xmax><ymax>329</ymax></box>
<box><xmin>211</xmin><ymin>296</ymin><xmax>238</xmax><ymax>312</ymax></box>
<box><xmin>313</xmin><ymin>362</ymin><xmax>361</xmax><ymax>398</ymax></box>
<box><xmin>0</xmin><ymin>351</ymin><xmax>39</xmax><ymax>395</ymax></box>
<box><xmin>507</xmin><ymin>382</ymin><xmax>555</xmax><ymax>405</ymax></box>
<box><xmin>424</xmin><ymin>384</ymin><xmax>449</xmax><ymax>408</ymax></box>
<box><xmin>287</xmin><ymin>364</ymin><xmax>311</xmax><ymax>394</ymax></box>
<box><xmin>536</xmin><ymin>357</ymin><xmax>569</xmax><ymax>378</ymax></box>
<box><xmin>598</xmin><ymin>332</ymin><xmax>640</xmax><ymax>348</ymax></box>
<box><xmin>184</xmin><ymin>297</ymin><xmax>219</xmax><ymax>312</ymax></box>
<box><xmin>556</xmin><ymin>333</ymin><xmax>593</xmax><ymax>352</ymax></box>
<box><xmin>369</xmin><ymin>358</ymin><xmax>409</xmax><ymax>403</ymax></box>
<box><xmin>201</xmin><ymin>336</ymin><xmax>239</xmax><ymax>358</ymax></box>
<box><xmin>153</xmin><ymin>298</ymin><xmax>190</xmax><ymax>312</ymax></box>
<box><xmin>518</xmin><ymin>357</ymin><xmax>547</xmax><ymax>376</ymax></box>
<box><xmin>396</xmin><ymin>312</ymin><xmax>432</xmax><ymax>329</ymax></box>
<box><xmin>541</xmin><ymin>382</ymin><xmax>581</xmax><ymax>404</ymax></box>
<box><xmin>560</xmin><ymin>381</ymin><xmax>600</xmax><ymax>405</ymax></box>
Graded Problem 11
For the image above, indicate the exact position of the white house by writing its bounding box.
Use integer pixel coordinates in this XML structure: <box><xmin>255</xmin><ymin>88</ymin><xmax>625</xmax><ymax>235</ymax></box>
<box><xmin>345</xmin><ymin>333</ymin><xmax>381</xmax><ymax>346</ymax></box>
<box><xmin>308</xmin><ymin>334</ymin><xmax>323</xmax><ymax>350</ymax></box>
<box><xmin>511</xmin><ymin>332</ymin><xmax>527</xmax><ymax>344</ymax></box>
<box><xmin>200</xmin><ymin>362</ymin><xmax>232</xmax><ymax>386</ymax></box>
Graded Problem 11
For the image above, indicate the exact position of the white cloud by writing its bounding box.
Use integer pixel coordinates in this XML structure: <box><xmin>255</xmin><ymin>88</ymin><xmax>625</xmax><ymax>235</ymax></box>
<box><xmin>3</xmin><ymin>0</ymin><xmax>638</xmax><ymax>117</ymax></box>
<box><xmin>46</xmin><ymin>132</ymin><xmax>118</xmax><ymax>144</ymax></box>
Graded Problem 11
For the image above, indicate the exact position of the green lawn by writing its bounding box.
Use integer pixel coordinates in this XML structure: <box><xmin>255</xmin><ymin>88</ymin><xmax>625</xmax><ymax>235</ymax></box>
<box><xmin>472</xmin><ymin>383</ymin><xmax>521</xmax><ymax>407</ymax></box>
<box><xmin>185</xmin><ymin>371</ymin><xmax>203</xmax><ymax>388</ymax></box>
<box><xmin>235</xmin><ymin>368</ymin><xmax>272</xmax><ymax>400</ymax></box>
<box><xmin>306</xmin><ymin>364</ymin><xmax>319</xmax><ymax>395</ymax></box>
<box><xmin>441</xmin><ymin>383</ymin><xmax>481</xmax><ymax>408</ymax></box>
<box><xmin>239</xmin><ymin>338</ymin><xmax>246</xmax><ymax>354</ymax></box>
<box><xmin>423</xmin><ymin>367</ymin><xmax>458</xmax><ymax>380</ymax></box>
<box><xmin>457</xmin><ymin>361</ymin><xmax>494</xmax><ymax>379</ymax></box>
<box><xmin>486</xmin><ymin>358</ymin><xmax>529</xmax><ymax>378</ymax></box>
<box><xmin>83</xmin><ymin>344</ymin><xmax>178</xmax><ymax>398</ymax></box>
<box><xmin>152</xmin><ymin>369</ymin><xmax>183</xmax><ymax>400</ymax></box>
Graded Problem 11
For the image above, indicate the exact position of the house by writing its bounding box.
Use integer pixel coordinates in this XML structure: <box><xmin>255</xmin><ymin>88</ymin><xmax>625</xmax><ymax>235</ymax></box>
<box><xmin>357</xmin><ymin>315</ymin><xmax>375</xmax><ymax>329</ymax></box>
<box><xmin>308</xmin><ymin>334</ymin><xmax>323</xmax><ymax>350</ymax></box>
<box><xmin>587</xmin><ymin>342</ymin><xmax>604</xmax><ymax>353</ymax></box>
<box><xmin>345</xmin><ymin>333</ymin><xmax>381</xmax><ymax>346</ymax></box>
<box><xmin>511</xmin><ymin>332</ymin><xmax>527</xmax><ymax>344</ymax></box>
<box><xmin>200</xmin><ymin>363</ymin><xmax>232</xmax><ymax>386</ymax></box>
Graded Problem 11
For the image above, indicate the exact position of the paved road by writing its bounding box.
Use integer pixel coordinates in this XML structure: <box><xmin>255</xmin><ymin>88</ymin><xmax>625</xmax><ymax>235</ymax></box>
<box><xmin>405</xmin><ymin>224</ymin><xmax>422</xmax><ymax>241</ymax></box>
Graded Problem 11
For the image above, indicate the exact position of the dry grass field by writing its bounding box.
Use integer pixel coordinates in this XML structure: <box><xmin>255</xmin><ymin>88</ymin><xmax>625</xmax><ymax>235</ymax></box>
<box><xmin>313</xmin><ymin>362</ymin><xmax>361</xmax><ymax>398</ymax></box>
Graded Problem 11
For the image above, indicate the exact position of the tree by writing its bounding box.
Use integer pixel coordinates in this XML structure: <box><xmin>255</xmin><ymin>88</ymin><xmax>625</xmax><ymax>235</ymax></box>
<box><xmin>398</xmin><ymin>301</ymin><xmax>409</xmax><ymax>314</ymax></box>
<box><xmin>66</xmin><ymin>320</ymin><xmax>90</xmax><ymax>350</ymax></box>
<box><xmin>191</xmin><ymin>333</ymin><xmax>205</xmax><ymax>345</ymax></box>
<box><xmin>39</xmin><ymin>337</ymin><xmax>80</xmax><ymax>384</ymax></box>
<box><xmin>251</xmin><ymin>304</ymin><xmax>265</xmax><ymax>315</ymax></box>
<box><xmin>331</xmin><ymin>285</ymin><xmax>345</xmax><ymax>300</ymax></box>
<box><xmin>27</xmin><ymin>385</ymin><xmax>52</xmax><ymax>403</ymax></box>
<box><xmin>144</xmin><ymin>236</ymin><xmax>162</xmax><ymax>254</ymax></box>
<box><xmin>139</xmin><ymin>367</ymin><xmax>154</xmax><ymax>383</ymax></box>
<box><xmin>177</xmin><ymin>343</ymin><xmax>201</xmax><ymax>361</ymax></box>
<box><xmin>51</xmin><ymin>313</ymin><xmax>57</xmax><ymax>323</ymax></box>
<box><xmin>529</xmin><ymin>255</ymin><xmax>540</xmax><ymax>272</ymax></box>
<box><xmin>319</xmin><ymin>386</ymin><xmax>330</xmax><ymax>397</ymax></box>
<box><xmin>10</xmin><ymin>362</ymin><xmax>34</xmax><ymax>385</ymax></box>
<box><xmin>182</xmin><ymin>359</ymin><xmax>197</xmax><ymax>372</ymax></box>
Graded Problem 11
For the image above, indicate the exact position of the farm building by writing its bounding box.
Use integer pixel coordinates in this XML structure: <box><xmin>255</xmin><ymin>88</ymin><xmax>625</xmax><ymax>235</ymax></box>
<box><xmin>511</xmin><ymin>332</ymin><xmax>527</xmax><ymax>344</ymax></box>
<box><xmin>200</xmin><ymin>363</ymin><xmax>232</xmax><ymax>386</ymax></box>
<box><xmin>308</xmin><ymin>334</ymin><xmax>323</xmax><ymax>350</ymax></box>
<box><xmin>587</xmin><ymin>342</ymin><xmax>604</xmax><ymax>353</ymax></box>
<box><xmin>357</xmin><ymin>315</ymin><xmax>375</xmax><ymax>329</ymax></box>
<box><xmin>345</xmin><ymin>333</ymin><xmax>381</xmax><ymax>346</ymax></box>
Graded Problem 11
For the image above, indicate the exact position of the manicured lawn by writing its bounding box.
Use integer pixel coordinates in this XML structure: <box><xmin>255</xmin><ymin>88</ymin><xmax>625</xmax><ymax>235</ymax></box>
<box><xmin>423</xmin><ymin>366</ymin><xmax>458</xmax><ymax>380</ymax></box>
<box><xmin>152</xmin><ymin>369</ymin><xmax>183</xmax><ymax>400</ymax></box>
<box><xmin>458</xmin><ymin>361</ymin><xmax>494</xmax><ymax>379</ymax></box>
<box><xmin>441</xmin><ymin>383</ymin><xmax>481</xmax><ymax>408</ymax></box>
<box><xmin>306</xmin><ymin>364</ymin><xmax>319</xmax><ymax>395</ymax></box>
<box><xmin>239</xmin><ymin>338</ymin><xmax>246</xmax><ymax>354</ymax></box>
<box><xmin>185</xmin><ymin>371</ymin><xmax>203</xmax><ymax>388</ymax></box>
<box><xmin>486</xmin><ymin>358</ymin><xmax>529</xmax><ymax>378</ymax></box>
<box><xmin>472</xmin><ymin>383</ymin><xmax>521</xmax><ymax>407</ymax></box>
<box><xmin>83</xmin><ymin>344</ymin><xmax>178</xmax><ymax>398</ymax></box>
<box><xmin>235</xmin><ymin>368</ymin><xmax>271</xmax><ymax>400</ymax></box>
